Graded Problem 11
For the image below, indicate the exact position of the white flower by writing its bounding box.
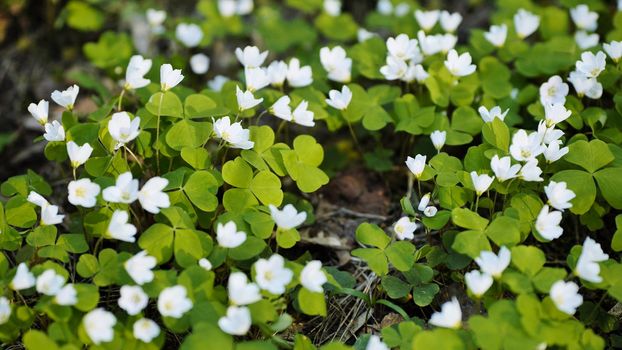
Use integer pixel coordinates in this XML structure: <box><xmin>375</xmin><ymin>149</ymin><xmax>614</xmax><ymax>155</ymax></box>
<box><xmin>414</xmin><ymin>10</ymin><xmax>440</xmax><ymax>32</ymax></box>
<box><xmin>270</xmin><ymin>96</ymin><xmax>292</xmax><ymax>121</ymax></box>
<box><xmin>604</xmin><ymin>41</ymin><xmax>622</xmax><ymax>62</ymax></box>
<box><xmin>108</xmin><ymin>112</ymin><xmax>140</xmax><ymax>149</ymax></box>
<box><xmin>236</xmin><ymin>85</ymin><xmax>263</xmax><ymax>111</ymax></box>
<box><xmin>464</xmin><ymin>270</ymin><xmax>493</xmax><ymax>297</ymax></box>
<box><xmin>219</xmin><ymin>306</ymin><xmax>252</xmax><ymax>335</ymax></box>
<box><xmin>228</xmin><ymin>272</ymin><xmax>261</xmax><ymax>305</ymax></box>
<box><xmin>286</xmin><ymin>58</ymin><xmax>313</xmax><ymax>87</ymax></box>
<box><xmin>438</xmin><ymin>34</ymin><xmax>458</xmax><ymax>53</ymax></box>
<box><xmin>125</xmin><ymin>55</ymin><xmax>152</xmax><ymax>90</ymax></box>
<box><xmin>575</xmin><ymin>237</ymin><xmax>608</xmax><ymax>283</ymax></box>
<box><xmin>51</xmin><ymin>85</ymin><xmax>79</xmax><ymax>110</ymax></box>
<box><xmin>267</xmin><ymin>60</ymin><xmax>288</xmax><ymax>86</ymax></box>
<box><xmin>376</xmin><ymin>0</ymin><xmax>392</xmax><ymax>15</ymax></box>
<box><xmin>444</xmin><ymin>49</ymin><xmax>476</xmax><ymax>77</ymax></box>
<box><xmin>514</xmin><ymin>9</ymin><xmax>540</xmax><ymax>38</ymax></box>
<box><xmin>519</xmin><ymin>159</ymin><xmax>543</xmax><ymax>182</ymax></box>
<box><xmin>138</xmin><ymin>177</ymin><xmax>170</xmax><ymax>214</ymax></box>
<box><xmin>575</xmin><ymin>31</ymin><xmax>599</xmax><ymax>50</ymax></box>
<box><xmin>509</xmin><ymin>129</ymin><xmax>545</xmax><ymax>162</ymax></box>
<box><xmin>83</xmin><ymin>308</ymin><xmax>116</xmax><ymax>345</ymax></box>
<box><xmin>568</xmin><ymin>70</ymin><xmax>602</xmax><ymax>99</ymax></box>
<box><xmin>550</xmin><ymin>280</ymin><xmax>583</xmax><ymax>315</ymax></box>
<box><xmin>212</xmin><ymin>115</ymin><xmax>255</xmax><ymax>149</ymax></box>
<box><xmin>543</xmin><ymin>103</ymin><xmax>571</xmax><ymax>127</ymax></box>
<box><xmin>254</xmin><ymin>254</ymin><xmax>293</xmax><ymax>295</ymax></box>
<box><xmin>324</xmin><ymin>0</ymin><xmax>341</xmax><ymax>17</ymax></box>
<box><xmin>325</xmin><ymin>85</ymin><xmax>352</xmax><ymax>110</ymax></box>
<box><xmin>366</xmin><ymin>335</ymin><xmax>389</xmax><ymax>350</ymax></box>
<box><xmin>244</xmin><ymin>67</ymin><xmax>270</xmax><ymax>92</ymax></box>
<box><xmin>146</xmin><ymin>9</ymin><xmax>166</xmax><ymax>33</ymax></box>
<box><xmin>440</xmin><ymin>11</ymin><xmax>462</xmax><ymax>32</ymax></box>
<box><xmin>41</xmin><ymin>204</ymin><xmax>64</xmax><ymax>226</ymax></box>
<box><xmin>218</xmin><ymin>0</ymin><xmax>237</xmax><ymax>17</ymax></box>
<box><xmin>68</xmin><ymin>178</ymin><xmax>100</xmax><ymax>208</ymax></box>
<box><xmin>543</xmin><ymin>141</ymin><xmax>569</xmax><ymax>163</ymax></box>
<box><xmin>539</xmin><ymin>75</ymin><xmax>569</xmax><ymax>105</ymax></box>
<box><xmin>0</xmin><ymin>297</ymin><xmax>10</xmax><ymax>325</ymax></box>
<box><xmin>475</xmin><ymin>246</ymin><xmax>511</xmax><ymax>279</ymax></box>
<box><xmin>380</xmin><ymin>56</ymin><xmax>408</xmax><ymax>80</ymax></box>
<box><xmin>28</xmin><ymin>99</ymin><xmax>49</xmax><ymax>125</ymax></box>
<box><xmin>236</xmin><ymin>0</ymin><xmax>253</xmax><ymax>15</ymax></box>
<box><xmin>36</xmin><ymin>269</ymin><xmax>65</xmax><ymax>296</ymax></box>
<box><xmin>55</xmin><ymin>284</ymin><xmax>77</xmax><ymax>306</ymax></box>
<box><xmin>103</xmin><ymin>172</ymin><xmax>139</xmax><ymax>204</ymax></box>
<box><xmin>535</xmin><ymin>205</ymin><xmax>563</xmax><ymax>241</ymax></box>
<box><xmin>417</xmin><ymin>30</ymin><xmax>442</xmax><ymax>56</ymax></box>
<box><xmin>544</xmin><ymin>181</ymin><xmax>575</xmax><ymax>211</ymax></box>
<box><xmin>430</xmin><ymin>130</ymin><xmax>446</xmax><ymax>151</ymax></box>
<box><xmin>158</xmin><ymin>285</ymin><xmax>192</xmax><ymax>318</ymax></box>
<box><xmin>319</xmin><ymin>46</ymin><xmax>352</xmax><ymax>82</ymax></box>
<box><xmin>190</xmin><ymin>53</ymin><xmax>210</xmax><ymax>74</ymax></box>
<box><xmin>217</xmin><ymin>221</ymin><xmax>247</xmax><ymax>248</ymax></box>
<box><xmin>393</xmin><ymin>3</ymin><xmax>410</xmax><ymax>17</ymax></box>
<box><xmin>478</xmin><ymin>105</ymin><xmax>508</xmax><ymax>123</ymax></box>
<box><xmin>133</xmin><ymin>318</ymin><xmax>160</xmax><ymax>343</ymax></box>
<box><xmin>124</xmin><ymin>250</ymin><xmax>157</xmax><ymax>285</ymax></box>
<box><xmin>160</xmin><ymin>64</ymin><xmax>184</xmax><ymax>91</ymax></box>
<box><xmin>570</xmin><ymin>5</ymin><xmax>598</xmax><ymax>31</ymax></box>
<box><xmin>406</xmin><ymin>154</ymin><xmax>426</xmax><ymax>178</ymax></box>
<box><xmin>10</xmin><ymin>263</ymin><xmax>35</xmax><ymax>291</ymax></box>
<box><xmin>175</xmin><ymin>23</ymin><xmax>203</xmax><ymax>47</ymax></box>
<box><xmin>66</xmin><ymin>141</ymin><xmax>93</xmax><ymax>168</ymax></box>
<box><xmin>292</xmin><ymin>100</ymin><xmax>315</xmax><ymax>127</ymax></box>
<box><xmin>208</xmin><ymin>75</ymin><xmax>229</xmax><ymax>91</ymax></box>
<box><xmin>235</xmin><ymin>46</ymin><xmax>268</xmax><ymax>68</ymax></box>
<box><xmin>118</xmin><ymin>285</ymin><xmax>149</xmax><ymax>315</ymax></box>
<box><xmin>490</xmin><ymin>155</ymin><xmax>520</xmax><ymax>182</ymax></box>
<box><xmin>393</xmin><ymin>216</ymin><xmax>417</xmax><ymax>241</ymax></box>
<box><xmin>269</xmin><ymin>204</ymin><xmax>306</xmax><ymax>230</ymax></box>
<box><xmin>43</xmin><ymin>121</ymin><xmax>65</xmax><ymax>142</ymax></box>
<box><xmin>406</xmin><ymin>64</ymin><xmax>429</xmax><ymax>83</ymax></box>
<box><xmin>429</xmin><ymin>297</ymin><xmax>462</xmax><ymax>329</ymax></box>
<box><xmin>107</xmin><ymin>210</ymin><xmax>137</xmax><ymax>242</ymax></box>
<box><xmin>386</xmin><ymin>34</ymin><xmax>420</xmax><ymax>61</ymax></box>
<box><xmin>423</xmin><ymin>206</ymin><xmax>438</xmax><ymax>217</ymax></box>
<box><xmin>575</xmin><ymin>51</ymin><xmax>606</xmax><ymax>78</ymax></box>
<box><xmin>484</xmin><ymin>24</ymin><xmax>508</xmax><ymax>47</ymax></box>
<box><xmin>537</xmin><ymin>120</ymin><xmax>565</xmax><ymax>145</ymax></box>
<box><xmin>300</xmin><ymin>260</ymin><xmax>327</xmax><ymax>293</ymax></box>
<box><xmin>357</xmin><ymin>28</ymin><xmax>376</xmax><ymax>42</ymax></box>
<box><xmin>199</xmin><ymin>258</ymin><xmax>212</xmax><ymax>271</ymax></box>
<box><xmin>470</xmin><ymin>171</ymin><xmax>494</xmax><ymax>196</ymax></box>
<box><xmin>418</xmin><ymin>193</ymin><xmax>431</xmax><ymax>211</ymax></box>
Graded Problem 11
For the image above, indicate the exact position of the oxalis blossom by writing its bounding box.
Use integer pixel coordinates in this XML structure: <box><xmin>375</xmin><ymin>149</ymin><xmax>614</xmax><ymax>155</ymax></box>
<box><xmin>235</xmin><ymin>45</ymin><xmax>268</xmax><ymax>68</ymax></box>
<box><xmin>190</xmin><ymin>53</ymin><xmax>210</xmax><ymax>75</ymax></box>
<box><xmin>83</xmin><ymin>308</ymin><xmax>117</xmax><ymax>345</ymax></box>
<box><xmin>228</xmin><ymin>272</ymin><xmax>261</xmax><ymax>305</ymax></box>
<box><xmin>103</xmin><ymin>172</ymin><xmax>139</xmax><ymax>204</ymax></box>
<box><xmin>10</xmin><ymin>263</ymin><xmax>35</xmax><ymax>291</ymax></box>
<box><xmin>406</xmin><ymin>154</ymin><xmax>426</xmax><ymax>178</ymax></box>
<box><xmin>575</xmin><ymin>237</ymin><xmax>608</xmax><ymax>283</ymax></box>
<box><xmin>393</xmin><ymin>216</ymin><xmax>417</xmax><ymax>240</ymax></box>
<box><xmin>212</xmin><ymin>115</ymin><xmax>255</xmax><ymax>149</ymax></box>
<box><xmin>429</xmin><ymin>297</ymin><xmax>462</xmax><ymax>329</ymax></box>
<box><xmin>51</xmin><ymin>85</ymin><xmax>79</xmax><ymax>110</ymax></box>
<box><xmin>28</xmin><ymin>191</ymin><xmax>64</xmax><ymax>226</ymax></box>
<box><xmin>543</xmin><ymin>103</ymin><xmax>571</xmax><ymax>127</ymax></box>
<box><xmin>464</xmin><ymin>270</ymin><xmax>493</xmax><ymax>298</ymax></box>
<box><xmin>66</xmin><ymin>141</ymin><xmax>93</xmax><ymax>168</ymax></box>
<box><xmin>417</xmin><ymin>193</ymin><xmax>437</xmax><ymax>218</ymax></box>
<box><xmin>0</xmin><ymin>297</ymin><xmax>10</xmax><ymax>325</ymax></box>
<box><xmin>366</xmin><ymin>335</ymin><xmax>390</xmax><ymax>350</ymax></box>
<box><xmin>440</xmin><ymin>11</ymin><xmax>462</xmax><ymax>33</ymax></box>
<box><xmin>216</xmin><ymin>221</ymin><xmax>247</xmax><ymax>248</ymax></box>
<box><xmin>514</xmin><ymin>9</ymin><xmax>540</xmax><ymax>39</ymax></box>
<box><xmin>269</xmin><ymin>204</ymin><xmax>306</xmax><ymax>231</ymax></box>
<box><xmin>470</xmin><ymin>171</ymin><xmax>494</xmax><ymax>196</ymax></box>
<box><xmin>604</xmin><ymin>41</ymin><xmax>622</xmax><ymax>63</ymax></box>
<box><xmin>118</xmin><ymin>285</ymin><xmax>148</xmax><ymax>315</ymax></box>
<box><xmin>539</xmin><ymin>75</ymin><xmax>568</xmax><ymax>105</ymax></box>
<box><xmin>414</xmin><ymin>10</ymin><xmax>440</xmax><ymax>32</ymax></box>
<box><xmin>138</xmin><ymin>177</ymin><xmax>170</xmax><ymax>214</ymax></box>
<box><xmin>254</xmin><ymin>254</ymin><xmax>293</xmax><ymax>295</ymax></box>
<box><xmin>236</xmin><ymin>85</ymin><xmax>263</xmax><ymax>111</ymax></box>
<box><xmin>286</xmin><ymin>58</ymin><xmax>313</xmax><ymax>87</ymax></box>
<box><xmin>300</xmin><ymin>260</ymin><xmax>327</xmax><ymax>293</ymax></box>
<box><xmin>124</xmin><ymin>55</ymin><xmax>151</xmax><ymax>90</ymax></box>
<box><xmin>444</xmin><ymin>49</ymin><xmax>476</xmax><ymax>77</ymax></box>
<box><xmin>175</xmin><ymin>23</ymin><xmax>203</xmax><ymax>47</ymax></box>
<box><xmin>270</xmin><ymin>95</ymin><xmax>292</xmax><ymax>121</ymax></box>
<box><xmin>55</xmin><ymin>284</ymin><xmax>77</xmax><ymax>306</ymax></box>
<box><xmin>108</xmin><ymin>112</ymin><xmax>141</xmax><ymax>149</ymax></box>
<box><xmin>28</xmin><ymin>99</ymin><xmax>49</xmax><ymax>125</ymax></box>
<box><xmin>124</xmin><ymin>250</ymin><xmax>157</xmax><ymax>285</ymax></box>
<box><xmin>386</xmin><ymin>34</ymin><xmax>420</xmax><ymax>62</ymax></box>
<box><xmin>325</xmin><ymin>85</ymin><xmax>352</xmax><ymax>111</ymax></box>
<box><xmin>244</xmin><ymin>66</ymin><xmax>270</xmax><ymax>92</ymax></box>
<box><xmin>484</xmin><ymin>24</ymin><xmax>507</xmax><ymax>48</ymax></box>
<box><xmin>509</xmin><ymin>129</ymin><xmax>545</xmax><ymax>162</ymax></box>
<box><xmin>68</xmin><ymin>178</ymin><xmax>100</xmax><ymax>208</ymax></box>
<box><xmin>160</xmin><ymin>64</ymin><xmax>184</xmax><ymax>91</ymax></box>
<box><xmin>43</xmin><ymin>121</ymin><xmax>65</xmax><ymax>142</ymax></box>
<box><xmin>490</xmin><ymin>155</ymin><xmax>520</xmax><ymax>182</ymax></box>
<box><xmin>291</xmin><ymin>100</ymin><xmax>315</xmax><ymax>127</ymax></box>
<box><xmin>475</xmin><ymin>246</ymin><xmax>511</xmax><ymax>279</ymax></box>
<box><xmin>430</xmin><ymin>130</ymin><xmax>446</xmax><ymax>151</ymax></box>
<box><xmin>36</xmin><ymin>269</ymin><xmax>65</xmax><ymax>296</ymax></box>
<box><xmin>133</xmin><ymin>318</ymin><xmax>160</xmax><ymax>343</ymax></box>
<box><xmin>535</xmin><ymin>205</ymin><xmax>563</xmax><ymax>241</ymax></box>
<box><xmin>158</xmin><ymin>285</ymin><xmax>193</xmax><ymax>318</ymax></box>
<box><xmin>544</xmin><ymin>180</ymin><xmax>575</xmax><ymax>211</ymax></box>
<box><xmin>107</xmin><ymin>210</ymin><xmax>137</xmax><ymax>242</ymax></box>
<box><xmin>550</xmin><ymin>280</ymin><xmax>583</xmax><ymax>315</ymax></box>
<box><xmin>478</xmin><ymin>105</ymin><xmax>508</xmax><ymax>123</ymax></box>
<box><xmin>219</xmin><ymin>305</ymin><xmax>252</xmax><ymax>335</ymax></box>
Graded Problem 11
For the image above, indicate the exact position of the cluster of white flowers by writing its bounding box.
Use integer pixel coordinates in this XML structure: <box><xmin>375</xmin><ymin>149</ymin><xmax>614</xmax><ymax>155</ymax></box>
<box><xmin>380</xmin><ymin>33</ymin><xmax>428</xmax><ymax>82</ymax></box>
<box><xmin>320</xmin><ymin>46</ymin><xmax>352</xmax><ymax>83</ymax></box>
<box><xmin>217</xmin><ymin>0</ymin><xmax>254</xmax><ymax>18</ymax></box>
<box><xmin>568</xmin><ymin>51</ymin><xmax>606</xmax><ymax>99</ymax></box>
<box><xmin>570</xmin><ymin>5</ymin><xmax>599</xmax><ymax>49</ymax></box>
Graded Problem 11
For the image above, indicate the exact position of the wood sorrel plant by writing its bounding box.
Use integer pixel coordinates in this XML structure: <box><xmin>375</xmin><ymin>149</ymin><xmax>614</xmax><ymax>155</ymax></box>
<box><xmin>2</xmin><ymin>0</ymin><xmax>622</xmax><ymax>349</ymax></box>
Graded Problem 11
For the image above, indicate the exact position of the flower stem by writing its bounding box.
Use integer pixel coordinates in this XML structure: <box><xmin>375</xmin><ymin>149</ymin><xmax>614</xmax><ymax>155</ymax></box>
<box><xmin>155</xmin><ymin>92</ymin><xmax>164</xmax><ymax>174</ymax></box>
<box><xmin>117</xmin><ymin>88</ymin><xmax>126</xmax><ymax>111</ymax></box>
